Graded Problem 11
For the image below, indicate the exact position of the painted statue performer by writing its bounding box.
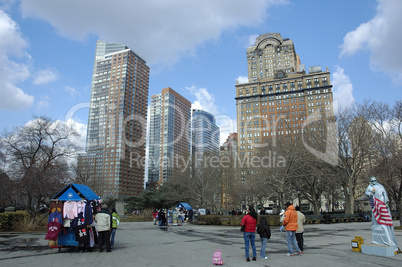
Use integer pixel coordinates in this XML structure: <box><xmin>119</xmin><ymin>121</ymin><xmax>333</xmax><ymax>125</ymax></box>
<box><xmin>365</xmin><ymin>176</ymin><xmax>399</xmax><ymax>252</ymax></box>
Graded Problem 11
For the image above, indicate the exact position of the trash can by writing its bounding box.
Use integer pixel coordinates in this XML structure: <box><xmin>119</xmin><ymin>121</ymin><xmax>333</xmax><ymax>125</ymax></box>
<box><xmin>324</xmin><ymin>214</ymin><xmax>331</xmax><ymax>224</ymax></box>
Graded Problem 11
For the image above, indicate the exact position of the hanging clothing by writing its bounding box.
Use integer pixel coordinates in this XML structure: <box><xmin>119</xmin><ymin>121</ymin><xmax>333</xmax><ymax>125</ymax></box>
<box><xmin>48</xmin><ymin>201</ymin><xmax>64</xmax><ymax>217</ymax></box>
<box><xmin>45</xmin><ymin>221</ymin><xmax>63</xmax><ymax>241</ymax></box>
<box><xmin>77</xmin><ymin>201</ymin><xmax>86</xmax><ymax>215</ymax></box>
<box><xmin>63</xmin><ymin>201</ymin><xmax>78</xmax><ymax>219</ymax></box>
<box><xmin>48</xmin><ymin>211</ymin><xmax>63</xmax><ymax>224</ymax></box>
<box><xmin>84</xmin><ymin>201</ymin><xmax>93</xmax><ymax>225</ymax></box>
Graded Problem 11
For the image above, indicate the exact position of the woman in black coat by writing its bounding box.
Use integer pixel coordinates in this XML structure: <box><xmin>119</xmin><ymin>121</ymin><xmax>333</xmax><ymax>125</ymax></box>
<box><xmin>256</xmin><ymin>217</ymin><xmax>271</xmax><ymax>259</ymax></box>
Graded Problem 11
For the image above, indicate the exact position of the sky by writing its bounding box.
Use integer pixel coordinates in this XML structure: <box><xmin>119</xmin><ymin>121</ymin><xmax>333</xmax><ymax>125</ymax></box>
<box><xmin>0</xmin><ymin>0</ymin><xmax>401</xmax><ymax>148</ymax></box>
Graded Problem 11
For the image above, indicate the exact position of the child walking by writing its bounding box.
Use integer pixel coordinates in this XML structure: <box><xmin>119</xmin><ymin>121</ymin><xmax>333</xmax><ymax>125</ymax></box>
<box><xmin>256</xmin><ymin>217</ymin><xmax>271</xmax><ymax>259</ymax></box>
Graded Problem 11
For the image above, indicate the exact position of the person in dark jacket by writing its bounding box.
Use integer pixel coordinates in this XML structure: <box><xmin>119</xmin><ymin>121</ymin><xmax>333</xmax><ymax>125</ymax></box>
<box><xmin>158</xmin><ymin>209</ymin><xmax>167</xmax><ymax>230</ymax></box>
<box><xmin>95</xmin><ymin>204</ymin><xmax>112</xmax><ymax>252</ymax></box>
<box><xmin>257</xmin><ymin>217</ymin><xmax>271</xmax><ymax>259</ymax></box>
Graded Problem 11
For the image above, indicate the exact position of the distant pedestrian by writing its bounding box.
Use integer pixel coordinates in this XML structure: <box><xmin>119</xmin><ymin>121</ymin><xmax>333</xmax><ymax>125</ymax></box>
<box><xmin>95</xmin><ymin>204</ymin><xmax>112</xmax><ymax>253</ymax></box>
<box><xmin>157</xmin><ymin>209</ymin><xmax>163</xmax><ymax>226</ymax></box>
<box><xmin>283</xmin><ymin>202</ymin><xmax>301</xmax><ymax>257</ymax></box>
<box><xmin>279</xmin><ymin>209</ymin><xmax>285</xmax><ymax>232</ymax></box>
<box><xmin>241</xmin><ymin>206</ymin><xmax>258</xmax><ymax>262</ymax></box>
<box><xmin>295</xmin><ymin>206</ymin><xmax>305</xmax><ymax>251</ymax></box>
<box><xmin>152</xmin><ymin>209</ymin><xmax>158</xmax><ymax>225</ymax></box>
<box><xmin>110</xmin><ymin>208</ymin><xmax>120</xmax><ymax>248</ymax></box>
<box><xmin>158</xmin><ymin>209</ymin><xmax>167</xmax><ymax>230</ymax></box>
<box><xmin>256</xmin><ymin>217</ymin><xmax>271</xmax><ymax>259</ymax></box>
<box><xmin>260</xmin><ymin>208</ymin><xmax>266</xmax><ymax>215</ymax></box>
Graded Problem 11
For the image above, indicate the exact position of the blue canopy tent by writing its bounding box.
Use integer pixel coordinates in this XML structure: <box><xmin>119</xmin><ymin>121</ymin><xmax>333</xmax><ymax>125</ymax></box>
<box><xmin>177</xmin><ymin>202</ymin><xmax>192</xmax><ymax>210</ymax></box>
<box><xmin>51</xmin><ymin>183</ymin><xmax>100</xmax><ymax>248</ymax></box>
<box><xmin>52</xmin><ymin>183</ymin><xmax>100</xmax><ymax>201</ymax></box>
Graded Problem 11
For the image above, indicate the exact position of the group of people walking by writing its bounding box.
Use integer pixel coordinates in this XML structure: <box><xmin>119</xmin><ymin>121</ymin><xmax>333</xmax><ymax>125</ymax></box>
<box><xmin>241</xmin><ymin>202</ymin><xmax>305</xmax><ymax>261</ymax></box>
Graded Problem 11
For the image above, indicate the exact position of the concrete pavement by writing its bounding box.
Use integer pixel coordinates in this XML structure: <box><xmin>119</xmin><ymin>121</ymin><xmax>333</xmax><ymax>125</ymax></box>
<box><xmin>0</xmin><ymin>221</ymin><xmax>401</xmax><ymax>267</ymax></box>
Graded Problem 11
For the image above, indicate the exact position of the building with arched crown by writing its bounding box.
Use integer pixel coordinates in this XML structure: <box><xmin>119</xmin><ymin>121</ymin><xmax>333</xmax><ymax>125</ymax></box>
<box><xmin>236</xmin><ymin>32</ymin><xmax>335</xmax><ymax>177</ymax></box>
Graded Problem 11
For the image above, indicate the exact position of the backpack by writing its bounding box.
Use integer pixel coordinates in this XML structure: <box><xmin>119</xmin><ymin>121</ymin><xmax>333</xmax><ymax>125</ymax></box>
<box><xmin>212</xmin><ymin>249</ymin><xmax>223</xmax><ymax>265</ymax></box>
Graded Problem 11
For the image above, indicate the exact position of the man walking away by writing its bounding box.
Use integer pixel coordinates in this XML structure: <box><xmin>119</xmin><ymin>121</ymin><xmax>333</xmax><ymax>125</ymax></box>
<box><xmin>95</xmin><ymin>204</ymin><xmax>112</xmax><ymax>252</ymax></box>
<box><xmin>295</xmin><ymin>206</ymin><xmax>305</xmax><ymax>251</ymax></box>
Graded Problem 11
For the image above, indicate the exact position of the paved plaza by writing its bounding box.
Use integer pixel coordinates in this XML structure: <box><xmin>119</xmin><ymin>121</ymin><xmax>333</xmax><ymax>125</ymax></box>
<box><xmin>0</xmin><ymin>221</ymin><xmax>401</xmax><ymax>267</ymax></box>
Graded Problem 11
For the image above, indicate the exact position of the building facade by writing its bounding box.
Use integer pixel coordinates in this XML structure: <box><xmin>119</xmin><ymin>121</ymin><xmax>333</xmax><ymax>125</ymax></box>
<box><xmin>220</xmin><ymin>133</ymin><xmax>239</xmax><ymax>211</ymax></box>
<box><xmin>147</xmin><ymin>87</ymin><xmax>191</xmax><ymax>190</ymax></box>
<box><xmin>235</xmin><ymin>33</ymin><xmax>334</xmax><ymax>158</ymax></box>
<box><xmin>77</xmin><ymin>40</ymin><xmax>150</xmax><ymax>199</ymax></box>
<box><xmin>191</xmin><ymin>109</ymin><xmax>220</xmax><ymax>170</ymax></box>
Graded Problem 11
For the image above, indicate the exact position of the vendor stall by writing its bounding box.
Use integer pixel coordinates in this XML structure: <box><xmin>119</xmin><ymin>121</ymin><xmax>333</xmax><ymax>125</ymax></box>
<box><xmin>46</xmin><ymin>183</ymin><xmax>101</xmax><ymax>251</ymax></box>
<box><xmin>176</xmin><ymin>202</ymin><xmax>193</xmax><ymax>224</ymax></box>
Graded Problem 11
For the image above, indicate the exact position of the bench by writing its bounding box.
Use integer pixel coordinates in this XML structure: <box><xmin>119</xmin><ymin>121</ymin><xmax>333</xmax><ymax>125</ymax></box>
<box><xmin>305</xmin><ymin>214</ymin><xmax>323</xmax><ymax>224</ymax></box>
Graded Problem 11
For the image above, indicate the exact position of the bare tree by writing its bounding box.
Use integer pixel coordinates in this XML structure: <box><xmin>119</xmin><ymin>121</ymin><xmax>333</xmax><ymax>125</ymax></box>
<box><xmin>187</xmin><ymin>151</ymin><xmax>222</xmax><ymax>212</ymax></box>
<box><xmin>220</xmin><ymin>148</ymin><xmax>241</xmax><ymax>212</ymax></box>
<box><xmin>3</xmin><ymin>116</ymin><xmax>79</xmax><ymax>221</ymax></box>
<box><xmin>368</xmin><ymin>100</ymin><xmax>402</xmax><ymax>225</ymax></box>
<box><xmin>335</xmin><ymin>104</ymin><xmax>375</xmax><ymax>214</ymax></box>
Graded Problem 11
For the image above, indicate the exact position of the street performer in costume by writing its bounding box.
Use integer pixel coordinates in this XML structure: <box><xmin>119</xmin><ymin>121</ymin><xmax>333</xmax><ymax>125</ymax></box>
<box><xmin>365</xmin><ymin>176</ymin><xmax>400</xmax><ymax>253</ymax></box>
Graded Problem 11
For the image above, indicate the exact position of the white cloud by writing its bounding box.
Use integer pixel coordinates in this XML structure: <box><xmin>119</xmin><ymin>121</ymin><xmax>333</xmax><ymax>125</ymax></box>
<box><xmin>0</xmin><ymin>9</ymin><xmax>33</xmax><ymax>110</ymax></box>
<box><xmin>247</xmin><ymin>34</ymin><xmax>259</xmax><ymax>47</ymax></box>
<box><xmin>186</xmin><ymin>85</ymin><xmax>237</xmax><ymax>144</ymax></box>
<box><xmin>33</xmin><ymin>68</ymin><xmax>58</xmax><ymax>85</ymax></box>
<box><xmin>331</xmin><ymin>66</ymin><xmax>355</xmax><ymax>110</ymax></box>
<box><xmin>340</xmin><ymin>0</ymin><xmax>402</xmax><ymax>84</ymax></box>
<box><xmin>18</xmin><ymin>0</ymin><xmax>286</xmax><ymax>67</ymax></box>
<box><xmin>215</xmin><ymin>115</ymin><xmax>237</xmax><ymax>145</ymax></box>
<box><xmin>36</xmin><ymin>96</ymin><xmax>49</xmax><ymax>110</ymax></box>
<box><xmin>186</xmin><ymin>85</ymin><xmax>219</xmax><ymax>115</ymax></box>
<box><xmin>64</xmin><ymin>85</ymin><xmax>78</xmax><ymax>97</ymax></box>
<box><xmin>236</xmin><ymin>75</ymin><xmax>248</xmax><ymax>84</ymax></box>
<box><xmin>64</xmin><ymin>118</ymin><xmax>87</xmax><ymax>151</ymax></box>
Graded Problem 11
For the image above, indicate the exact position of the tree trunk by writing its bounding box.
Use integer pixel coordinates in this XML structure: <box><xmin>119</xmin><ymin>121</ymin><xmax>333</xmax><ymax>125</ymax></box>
<box><xmin>344</xmin><ymin>191</ymin><xmax>354</xmax><ymax>214</ymax></box>
<box><xmin>397</xmin><ymin>202</ymin><xmax>402</xmax><ymax>227</ymax></box>
<box><xmin>313</xmin><ymin>201</ymin><xmax>321</xmax><ymax>215</ymax></box>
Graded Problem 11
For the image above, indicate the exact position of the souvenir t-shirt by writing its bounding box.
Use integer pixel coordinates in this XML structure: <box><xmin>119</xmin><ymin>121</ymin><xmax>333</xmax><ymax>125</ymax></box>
<box><xmin>48</xmin><ymin>211</ymin><xmax>63</xmax><ymax>224</ymax></box>
<box><xmin>76</xmin><ymin>212</ymin><xmax>89</xmax><ymax>244</ymax></box>
<box><xmin>63</xmin><ymin>201</ymin><xmax>78</xmax><ymax>219</ymax></box>
<box><xmin>45</xmin><ymin>221</ymin><xmax>63</xmax><ymax>241</ymax></box>
<box><xmin>48</xmin><ymin>201</ymin><xmax>64</xmax><ymax>217</ymax></box>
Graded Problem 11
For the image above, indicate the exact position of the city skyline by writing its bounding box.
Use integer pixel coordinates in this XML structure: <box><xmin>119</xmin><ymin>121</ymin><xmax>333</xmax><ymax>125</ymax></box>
<box><xmin>0</xmin><ymin>0</ymin><xmax>401</xmax><ymax>147</ymax></box>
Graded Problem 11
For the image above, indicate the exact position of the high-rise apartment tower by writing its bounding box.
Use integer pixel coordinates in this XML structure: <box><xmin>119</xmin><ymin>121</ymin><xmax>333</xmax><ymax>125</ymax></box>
<box><xmin>147</xmin><ymin>87</ymin><xmax>191</xmax><ymax>190</ymax></box>
<box><xmin>191</xmin><ymin>109</ymin><xmax>220</xmax><ymax>170</ymax></box>
<box><xmin>77</xmin><ymin>40</ymin><xmax>149</xmax><ymax>199</ymax></box>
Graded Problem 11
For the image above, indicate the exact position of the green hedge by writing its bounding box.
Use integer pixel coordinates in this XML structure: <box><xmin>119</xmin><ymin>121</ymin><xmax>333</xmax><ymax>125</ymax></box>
<box><xmin>195</xmin><ymin>215</ymin><xmax>281</xmax><ymax>226</ymax></box>
<box><xmin>0</xmin><ymin>211</ymin><xmax>30</xmax><ymax>231</ymax></box>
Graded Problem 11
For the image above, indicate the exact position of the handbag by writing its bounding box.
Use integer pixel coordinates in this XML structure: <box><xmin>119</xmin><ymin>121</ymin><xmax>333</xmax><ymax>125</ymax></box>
<box><xmin>240</xmin><ymin>225</ymin><xmax>245</xmax><ymax>232</ymax></box>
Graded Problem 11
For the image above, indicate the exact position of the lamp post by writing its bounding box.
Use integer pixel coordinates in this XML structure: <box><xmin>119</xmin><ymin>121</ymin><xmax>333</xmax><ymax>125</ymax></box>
<box><xmin>297</xmin><ymin>188</ymin><xmax>301</xmax><ymax>207</ymax></box>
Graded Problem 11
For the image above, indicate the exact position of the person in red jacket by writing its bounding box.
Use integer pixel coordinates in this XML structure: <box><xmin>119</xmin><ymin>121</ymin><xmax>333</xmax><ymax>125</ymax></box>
<box><xmin>241</xmin><ymin>206</ymin><xmax>258</xmax><ymax>262</ymax></box>
<box><xmin>283</xmin><ymin>202</ymin><xmax>302</xmax><ymax>256</ymax></box>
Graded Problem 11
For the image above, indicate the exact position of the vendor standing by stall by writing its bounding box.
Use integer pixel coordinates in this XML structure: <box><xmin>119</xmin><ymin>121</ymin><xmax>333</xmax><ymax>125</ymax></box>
<box><xmin>95</xmin><ymin>204</ymin><xmax>112</xmax><ymax>252</ymax></box>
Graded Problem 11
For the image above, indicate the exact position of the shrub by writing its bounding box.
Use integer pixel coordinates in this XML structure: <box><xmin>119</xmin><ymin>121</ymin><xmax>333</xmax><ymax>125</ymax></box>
<box><xmin>0</xmin><ymin>211</ymin><xmax>46</xmax><ymax>231</ymax></box>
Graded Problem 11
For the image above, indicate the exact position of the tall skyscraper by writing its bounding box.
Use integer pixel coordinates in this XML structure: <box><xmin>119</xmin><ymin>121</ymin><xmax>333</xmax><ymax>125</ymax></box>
<box><xmin>191</xmin><ymin>109</ymin><xmax>220</xmax><ymax>170</ymax></box>
<box><xmin>77</xmin><ymin>40</ymin><xmax>149</xmax><ymax>199</ymax></box>
<box><xmin>147</xmin><ymin>87</ymin><xmax>191</xmax><ymax>190</ymax></box>
<box><xmin>235</xmin><ymin>33</ymin><xmax>334</xmax><ymax>158</ymax></box>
